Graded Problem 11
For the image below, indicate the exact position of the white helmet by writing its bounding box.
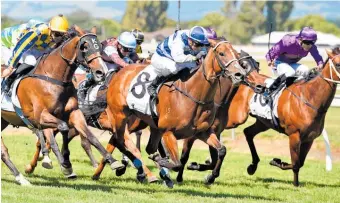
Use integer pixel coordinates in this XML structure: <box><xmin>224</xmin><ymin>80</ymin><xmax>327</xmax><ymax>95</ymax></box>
<box><xmin>118</xmin><ymin>32</ymin><xmax>137</xmax><ymax>49</ymax></box>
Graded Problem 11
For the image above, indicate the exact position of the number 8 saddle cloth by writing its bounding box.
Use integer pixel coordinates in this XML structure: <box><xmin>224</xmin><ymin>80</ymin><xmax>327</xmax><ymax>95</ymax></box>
<box><xmin>126</xmin><ymin>65</ymin><xmax>158</xmax><ymax>116</ymax></box>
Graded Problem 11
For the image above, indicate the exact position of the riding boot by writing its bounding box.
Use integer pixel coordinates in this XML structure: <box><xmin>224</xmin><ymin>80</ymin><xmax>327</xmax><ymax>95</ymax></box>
<box><xmin>147</xmin><ymin>75</ymin><xmax>165</xmax><ymax>98</ymax></box>
<box><xmin>264</xmin><ymin>74</ymin><xmax>287</xmax><ymax>96</ymax></box>
<box><xmin>2</xmin><ymin>72</ymin><xmax>17</xmax><ymax>94</ymax></box>
<box><xmin>78</xmin><ymin>76</ymin><xmax>95</xmax><ymax>101</ymax></box>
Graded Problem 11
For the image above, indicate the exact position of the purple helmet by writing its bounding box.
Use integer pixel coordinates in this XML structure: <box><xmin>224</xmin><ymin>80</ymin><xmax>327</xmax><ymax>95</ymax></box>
<box><xmin>298</xmin><ymin>27</ymin><xmax>317</xmax><ymax>41</ymax></box>
<box><xmin>204</xmin><ymin>27</ymin><xmax>218</xmax><ymax>40</ymax></box>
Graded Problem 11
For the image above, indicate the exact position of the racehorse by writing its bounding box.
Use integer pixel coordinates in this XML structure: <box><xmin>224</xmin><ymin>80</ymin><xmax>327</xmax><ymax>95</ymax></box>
<box><xmin>188</xmin><ymin>47</ymin><xmax>340</xmax><ymax>187</ymax></box>
<box><xmin>172</xmin><ymin>51</ymin><xmax>267</xmax><ymax>184</ymax></box>
<box><xmin>105</xmin><ymin>39</ymin><xmax>248</xmax><ymax>186</ymax></box>
<box><xmin>1</xmin><ymin>25</ymin><xmax>125</xmax><ymax>185</ymax></box>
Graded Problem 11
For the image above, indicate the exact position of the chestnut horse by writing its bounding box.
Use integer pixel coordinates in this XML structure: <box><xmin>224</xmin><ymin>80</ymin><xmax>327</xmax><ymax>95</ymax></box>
<box><xmin>188</xmin><ymin>47</ymin><xmax>340</xmax><ymax>187</ymax></box>
<box><xmin>105</xmin><ymin>39</ymin><xmax>248</xmax><ymax>186</ymax></box>
<box><xmin>1</xmin><ymin>26</ymin><xmax>125</xmax><ymax>185</ymax></box>
<box><xmin>172</xmin><ymin>51</ymin><xmax>267</xmax><ymax>184</ymax></box>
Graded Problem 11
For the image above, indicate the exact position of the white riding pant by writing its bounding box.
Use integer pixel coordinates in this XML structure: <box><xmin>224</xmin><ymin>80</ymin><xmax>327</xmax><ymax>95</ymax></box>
<box><xmin>1</xmin><ymin>46</ymin><xmax>46</xmax><ymax>68</ymax></box>
<box><xmin>151</xmin><ymin>53</ymin><xmax>197</xmax><ymax>77</ymax></box>
<box><xmin>264</xmin><ymin>60</ymin><xmax>309</xmax><ymax>88</ymax></box>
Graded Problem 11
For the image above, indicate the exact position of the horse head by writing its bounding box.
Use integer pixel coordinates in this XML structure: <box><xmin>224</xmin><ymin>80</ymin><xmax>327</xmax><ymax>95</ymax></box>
<box><xmin>324</xmin><ymin>47</ymin><xmax>340</xmax><ymax>82</ymax></box>
<box><xmin>206</xmin><ymin>38</ymin><xmax>246</xmax><ymax>85</ymax></box>
<box><xmin>59</xmin><ymin>25</ymin><xmax>108</xmax><ymax>82</ymax></box>
<box><xmin>238</xmin><ymin>50</ymin><xmax>267</xmax><ymax>93</ymax></box>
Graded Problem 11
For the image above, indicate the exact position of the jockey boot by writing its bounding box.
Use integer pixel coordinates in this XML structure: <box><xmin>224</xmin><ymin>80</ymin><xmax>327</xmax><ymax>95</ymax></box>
<box><xmin>78</xmin><ymin>76</ymin><xmax>95</xmax><ymax>101</ymax></box>
<box><xmin>264</xmin><ymin>74</ymin><xmax>287</xmax><ymax>96</ymax></box>
<box><xmin>147</xmin><ymin>75</ymin><xmax>165</xmax><ymax>98</ymax></box>
<box><xmin>2</xmin><ymin>72</ymin><xmax>17</xmax><ymax>94</ymax></box>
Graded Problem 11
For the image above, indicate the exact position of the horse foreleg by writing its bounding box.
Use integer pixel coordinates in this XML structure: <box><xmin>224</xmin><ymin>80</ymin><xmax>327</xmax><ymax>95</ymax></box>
<box><xmin>124</xmin><ymin>132</ymin><xmax>158</xmax><ymax>183</ymax></box>
<box><xmin>24</xmin><ymin>137</ymin><xmax>41</xmax><ymax>174</ymax></box>
<box><xmin>35</xmin><ymin>130</ymin><xmax>53</xmax><ymax>169</ymax></box>
<box><xmin>176</xmin><ymin>137</ymin><xmax>196</xmax><ymax>183</ymax></box>
<box><xmin>197</xmin><ymin>131</ymin><xmax>226</xmax><ymax>185</ymax></box>
<box><xmin>68</xmin><ymin>109</ymin><xmax>124</xmax><ymax>171</ymax></box>
<box><xmin>244</xmin><ymin>119</ymin><xmax>269</xmax><ymax>175</ymax></box>
<box><xmin>135</xmin><ymin>130</ymin><xmax>142</xmax><ymax>152</ymax></box>
<box><xmin>92</xmin><ymin>139</ymin><xmax>115</xmax><ymax>180</ymax></box>
<box><xmin>1</xmin><ymin>137</ymin><xmax>31</xmax><ymax>186</ymax></box>
<box><xmin>80</xmin><ymin>135</ymin><xmax>98</xmax><ymax>168</ymax></box>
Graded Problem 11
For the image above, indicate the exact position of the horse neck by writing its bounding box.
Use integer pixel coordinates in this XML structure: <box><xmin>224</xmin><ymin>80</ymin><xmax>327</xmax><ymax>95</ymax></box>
<box><xmin>178</xmin><ymin>54</ymin><xmax>220</xmax><ymax>104</ymax></box>
<box><xmin>36</xmin><ymin>37</ymin><xmax>79</xmax><ymax>82</ymax></box>
<box><xmin>214</xmin><ymin>76</ymin><xmax>234</xmax><ymax>105</ymax></box>
<box><xmin>302</xmin><ymin>62</ymin><xmax>337</xmax><ymax>111</ymax></box>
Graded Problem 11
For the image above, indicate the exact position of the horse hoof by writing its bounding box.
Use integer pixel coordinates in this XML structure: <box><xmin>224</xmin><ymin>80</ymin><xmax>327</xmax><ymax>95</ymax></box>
<box><xmin>66</xmin><ymin>172</ymin><xmax>77</xmax><ymax>179</ymax></box>
<box><xmin>115</xmin><ymin>166</ymin><xmax>127</xmax><ymax>177</ymax></box>
<box><xmin>92</xmin><ymin>174</ymin><xmax>100</xmax><ymax>180</ymax></box>
<box><xmin>163</xmin><ymin>180</ymin><xmax>174</xmax><ymax>189</ymax></box>
<box><xmin>110</xmin><ymin>161</ymin><xmax>125</xmax><ymax>171</ymax></box>
<box><xmin>137</xmin><ymin>173</ymin><xmax>146</xmax><ymax>183</ymax></box>
<box><xmin>204</xmin><ymin>174</ymin><xmax>215</xmax><ymax>185</ymax></box>
<box><xmin>60</xmin><ymin>165</ymin><xmax>73</xmax><ymax>176</ymax></box>
<box><xmin>176</xmin><ymin>176</ymin><xmax>183</xmax><ymax>184</ymax></box>
<box><xmin>42</xmin><ymin>156</ymin><xmax>53</xmax><ymax>169</ymax></box>
<box><xmin>147</xmin><ymin>176</ymin><xmax>159</xmax><ymax>183</ymax></box>
<box><xmin>187</xmin><ymin>162</ymin><xmax>200</xmax><ymax>170</ymax></box>
<box><xmin>15</xmin><ymin>174</ymin><xmax>32</xmax><ymax>186</ymax></box>
<box><xmin>24</xmin><ymin>165</ymin><xmax>35</xmax><ymax>174</ymax></box>
<box><xmin>247</xmin><ymin>164</ymin><xmax>257</xmax><ymax>175</ymax></box>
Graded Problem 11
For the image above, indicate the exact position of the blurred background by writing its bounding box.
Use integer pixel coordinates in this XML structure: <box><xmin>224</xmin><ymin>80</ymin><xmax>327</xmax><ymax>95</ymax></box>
<box><xmin>2</xmin><ymin>0</ymin><xmax>340</xmax><ymax>104</ymax></box>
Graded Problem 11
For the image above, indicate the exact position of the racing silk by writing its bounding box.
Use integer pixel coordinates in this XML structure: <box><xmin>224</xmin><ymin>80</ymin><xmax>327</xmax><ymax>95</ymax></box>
<box><xmin>135</xmin><ymin>44</ymin><xmax>142</xmax><ymax>54</ymax></box>
<box><xmin>156</xmin><ymin>30</ymin><xmax>196</xmax><ymax>63</ymax></box>
<box><xmin>101</xmin><ymin>37</ymin><xmax>138</xmax><ymax>68</ymax></box>
<box><xmin>2</xmin><ymin>20</ymin><xmax>55</xmax><ymax>67</ymax></box>
<box><xmin>265</xmin><ymin>34</ymin><xmax>323</xmax><ymax>66</ymax></box>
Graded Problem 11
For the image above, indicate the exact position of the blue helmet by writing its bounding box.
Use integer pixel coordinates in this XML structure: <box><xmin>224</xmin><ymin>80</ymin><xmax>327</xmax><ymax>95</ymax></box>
<box><xmin>189</xmin><ymin>26</ymin><xmax>209</xmax><ymax>45</ymax></box>
<box><xmin>118</xmin><ymin>32</ymin><xmax>137</xmax><ymax>49</ymax></box>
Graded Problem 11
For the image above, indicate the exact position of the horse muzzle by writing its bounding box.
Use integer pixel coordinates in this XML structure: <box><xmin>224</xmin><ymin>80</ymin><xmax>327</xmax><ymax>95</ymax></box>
<box><xmin>230</xmin><ymin>72</ymin><xmax>244</xmax><ymax>86</ymax></box>
<box><xmin>93</xmin><ymin>70</ymin><xmax>105</xmax><ymax>82</ymax></box>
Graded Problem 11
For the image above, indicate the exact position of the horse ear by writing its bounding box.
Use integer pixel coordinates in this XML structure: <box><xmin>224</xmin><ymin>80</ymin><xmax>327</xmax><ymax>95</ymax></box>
<box><xmin>74</xmin><ymin>25</ymin><xmax>85</xmax><ymax>35</ymax></box>
<box><xmin>208</xmin><ymin>39</ymin><xmax>217</xmax><ymax>48</ymax></box>
<box><xmin>91</xmin><ymin>26</ymin><xmax>97</xmax><ymax>34</ymax></box>
<box><xmin>326</xmin><ymin>49</ymin><xmax>334</xmax><ymax>58</ymax></box>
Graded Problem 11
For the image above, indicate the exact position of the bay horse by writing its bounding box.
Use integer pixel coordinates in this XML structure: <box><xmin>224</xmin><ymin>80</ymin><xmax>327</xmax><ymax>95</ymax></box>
<box><xmin>172</xmin><ymin>51</ymin><xmax>267</xmax><ymax>184</ymax></box>
<box><xmin>1</xmin><ymin>26</ymin><xmax>125</xmax><ymax>185</ymax></box>
<box><xmin>187</xmin><ymin>47</ymin><xmax>340</xmax><ymax>187</ymax></box>
<box><xmin>105</xmin><ymin>39</ymin><xmax>248</xmax><ymax>186</ymax></box>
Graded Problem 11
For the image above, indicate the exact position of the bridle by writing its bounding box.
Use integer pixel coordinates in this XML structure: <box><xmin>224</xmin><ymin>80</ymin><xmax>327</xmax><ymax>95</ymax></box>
<box><xmin>321</xmin><ymin>54</ymin><xmax>340</xmax><ymax>84</ymax></box>
<box><xmin>203</xmin><ymin>41</ymin><xmax>244</xmax><ymax>81</ymax></box>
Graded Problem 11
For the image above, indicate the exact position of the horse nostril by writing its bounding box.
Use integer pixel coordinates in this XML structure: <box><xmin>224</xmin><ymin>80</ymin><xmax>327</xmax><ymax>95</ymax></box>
<box><xmin>95</xmin><ymin>70</ymin><xmax>104</xmax><ymax>77</ymax></box>
<box><xmin>234</xmin><ymin>72</ymin><xmax>244</xmax><ymax>80</ymax></box>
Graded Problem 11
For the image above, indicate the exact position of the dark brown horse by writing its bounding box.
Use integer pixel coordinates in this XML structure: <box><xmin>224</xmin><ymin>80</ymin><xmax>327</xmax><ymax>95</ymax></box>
<box><xmin>1</xmin><ymin>26</ymin><xmax>125</xmax><ymax>185</ymax></box>
<box><xmin>187</xmin><ymin>47</ymin><xmax>340</xmax><ymax>187</ymax></box>
<box><xmin>105</xmin><ymin>39</ymin><xmax>248</xmax><ymax>187</ymax></box>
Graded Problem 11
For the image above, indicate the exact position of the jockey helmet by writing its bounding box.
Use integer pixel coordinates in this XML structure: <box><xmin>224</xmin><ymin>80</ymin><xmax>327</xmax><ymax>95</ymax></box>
<box><xmin>131</xmin><ymin>28</ymin><xmax>144</xmax><ymax>45</ymax></box>
<box><xmin>49</xmin><ymin>14</ymin><xmax>69</xmax><ymax>33</ymax></box>
<box><xmin>189</xmin><ymin>26</ymin><xmax>209</xmax><ymax>45</ymax></box>
<box><xmin>118</xmin><ymin>32</ymin><xmax>137</xmax><ymax>49</ymax></box>
<box><xmin>204</xmin><ymin>27</ymin><xmax>217</xmax><ymax>40</ymax></box>
<box><xmin>298</xmin><ymin>27</ymin><xmax>317</xmax><ymax>42</ymax></box>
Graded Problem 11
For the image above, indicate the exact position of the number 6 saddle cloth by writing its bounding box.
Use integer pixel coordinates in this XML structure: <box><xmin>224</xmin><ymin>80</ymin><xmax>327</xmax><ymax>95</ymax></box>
<box><xmin>126</xmin><ymin>65</ymin><xmax>158</xmax><ymax>116</ymax></box>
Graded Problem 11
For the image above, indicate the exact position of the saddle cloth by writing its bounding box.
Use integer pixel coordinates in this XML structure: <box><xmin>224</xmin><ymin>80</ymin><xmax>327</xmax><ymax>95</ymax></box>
<box><xmin>249</xmin><ymin>88</ymin><xmax>285</xmax><ymax>120</ymax></box>
<box><xmin>126</xmin><ymin>65</ymin><xmax>158</xmax><ymax>115</ymax></box>
<box><xmin>1</xmin><ymin>77</ymin><xmax>23</xmax><ymax>112</ymax></box>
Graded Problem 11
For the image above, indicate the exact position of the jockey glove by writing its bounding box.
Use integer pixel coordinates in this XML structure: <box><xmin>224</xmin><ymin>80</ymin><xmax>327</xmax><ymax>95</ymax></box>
<box><xmin>195</xmin><ymin>50</ymin><xmax>207</xmax><ymax>59</ymax></box>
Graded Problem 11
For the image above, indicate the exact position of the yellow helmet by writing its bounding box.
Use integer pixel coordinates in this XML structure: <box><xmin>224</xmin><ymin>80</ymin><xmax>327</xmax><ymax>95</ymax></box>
<box><xmin>49</xmin><ymin>14</ymin><xmax>69</xmax><ymax>33</ymax></box>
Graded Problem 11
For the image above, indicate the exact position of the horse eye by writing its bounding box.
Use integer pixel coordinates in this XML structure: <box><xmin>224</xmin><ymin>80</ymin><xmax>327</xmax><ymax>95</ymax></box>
<box><xmin>219</xmin><ymin>52</ymin><xmax>224</xmax><ymax>56</ymax></box>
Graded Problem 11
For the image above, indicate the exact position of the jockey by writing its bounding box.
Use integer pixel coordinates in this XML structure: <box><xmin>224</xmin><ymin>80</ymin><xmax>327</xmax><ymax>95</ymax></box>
<box><xmin>147</xmin><ymin>26</ymin><xmax>210</xmax><ymax>97</ymax></box>
<box><xmin>264</xmin><ymin>26</ymin><xmax>324</xmax><ymax>92</ymax></box>
<box><xmin>131</xmin><ymin>28</ymin><xmax>144</xmax><ymax>55</ymax></box>
<box><xmin>78</xmin><ymin>32</ymin><xmax>138</xmax><ymax>100</ymax></box>
<box><xmin>1</xmin><ymin>14</ymin><xmax>69</xmax><ymax>93</ymax></box>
